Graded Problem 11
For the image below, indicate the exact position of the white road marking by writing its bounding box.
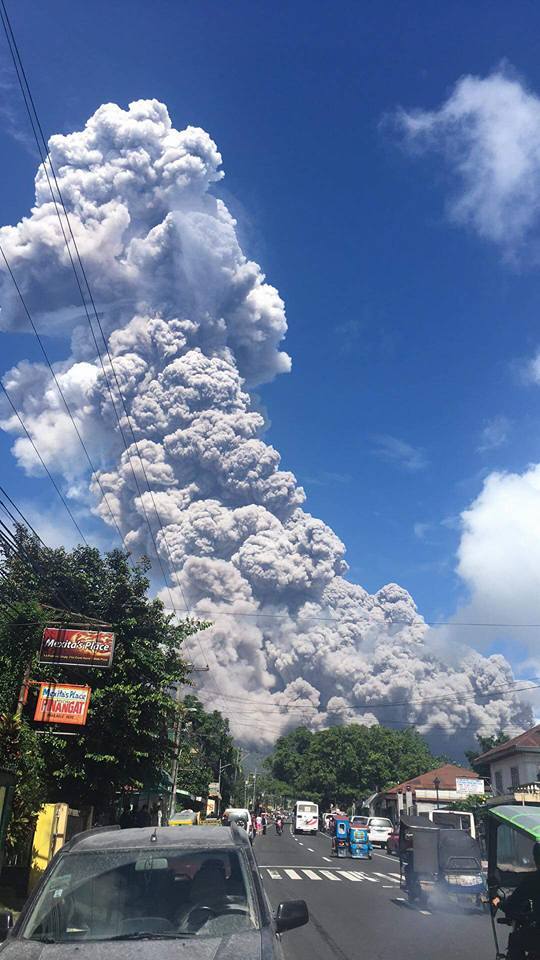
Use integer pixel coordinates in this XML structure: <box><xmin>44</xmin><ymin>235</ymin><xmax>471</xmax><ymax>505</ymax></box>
<box><xmin>338</xmin><ymin>871</ymin><xmax>363</xmax><ymax>881</ymax></box>
<box><xmin>352</xmin><ymin>871</ymin><xmax>377</xmax><ymax>882</ymax></box>
<box><xmin>298</xmin><ymin>841</ymin><xmax>304</xmax><ymax>846</ymax></box>
<box><xmin>382</xmin><ymin>885</ymin><xmax>394</xmax><ymax>888</ymax></box>
<box><xmin>419</xmin><ymin>910</ymin><xmax>431</xmax><ymax>916</ymax></box>
<box><xmin>284</xmin><ymin>869</ymin><xmax>301</xmax><ymax>879</ymax></box>
<box><xmin>373</xmin><ymin>851</ymin><xmax>397</xmax><ymax>863</ymax></box>
<box><xmin>307</xmin><ymin>847</ymin><xmax>315</xmax><ymax>852</ymax></box>
<box><xmin>395</xmin><ymin>897</ymin><xmax>406</xmax><ymax>902</ymax></box>
<box><xmin>267</xmin><ymin>870</ymin><xmax>281</xmax><ymax>879</ymax></box>
<box><xmin>388</xmin><ymin>873</ymin><xmax>401</xmax><ymax>880</ymax></box>
<box><xmin>322</xmin><ymin>856</ymin><xmax>332</xmax><ymax>862</ymax></box>
<box><xmin>302</xmin><ymin>869</ymin><xmax>322</xmax><ymax>880</ymax></box>
<box><xmin>320</xmin><ymin>870</ymin><xmax>341</xmax><ymax>880</ymax></box>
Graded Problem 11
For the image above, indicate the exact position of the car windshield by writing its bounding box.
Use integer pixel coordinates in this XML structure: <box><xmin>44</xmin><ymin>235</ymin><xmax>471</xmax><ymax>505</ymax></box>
<box><xmin>22</xmin><ymin>847</ymin><xmax>259</xmax><ymax>943</ymax></box>
<box><xmin>370</xmin><ymin>819</ymin><xmax>392</xmax><ymax>827</ymax></box>
<box><xmin>176</xmin><ymin>810</ymin><xmax>193</xmax><ymax>818</ymax></box>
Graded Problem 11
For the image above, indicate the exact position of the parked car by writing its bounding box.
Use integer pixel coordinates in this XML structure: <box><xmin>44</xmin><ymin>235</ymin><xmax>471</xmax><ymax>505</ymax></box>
<box><xmin>221</xmin><ymin>807</ymin><xmax>254</xmax><ymax>843</ymax></box>
<box><xmin>363</xmin><ymin>816</ymin><xmax>394</xmax><ymax>847</ymax></box>
<box><xmin>350</xmin><ymin>816</ymin><xmax>368</xmax><ymax>827</ymax></box>
<box><xmin>0</xmin><ymin>823</ymin><xmax>309</xmax><ymax>956</ymax></box>
<box><xmin>386</xmin><ymin>825</ymin><xmax>400</xmax><ymax>855</ymax></box>
<box><xmin>168</xmin><ymin>807</ymin><xmax>199</xmax><ymax>826</ymax></box>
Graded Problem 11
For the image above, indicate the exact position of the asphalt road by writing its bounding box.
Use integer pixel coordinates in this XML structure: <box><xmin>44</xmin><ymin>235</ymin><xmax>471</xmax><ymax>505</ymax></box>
<box><xmin>254</xmin><ymin>825</ymin><xmax>496</xmax><ymax>960</ymax></box>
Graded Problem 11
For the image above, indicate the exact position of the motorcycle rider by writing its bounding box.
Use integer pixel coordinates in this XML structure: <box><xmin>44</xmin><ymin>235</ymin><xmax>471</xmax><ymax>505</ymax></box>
<box><xmin>275</xmin><ymin>813</ymin><xmax>283</xmax><ymax>835</ymax></box>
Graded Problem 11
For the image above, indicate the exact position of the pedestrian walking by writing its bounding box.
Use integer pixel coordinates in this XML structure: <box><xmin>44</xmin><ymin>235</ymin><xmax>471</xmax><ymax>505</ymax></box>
<box><xmin>262</xmin><ymin>811</ymin><xmax>267</xmax><ymax>835</ymax></box>
<box><xmin>256</xmin><ymin>814</ymin><xmax>263</xmax><ymax>835</ymax></box>
<box><xmin>136</xmin><ymin>804</ymin><xmax>151</xmax><ymax>827</ymax></box>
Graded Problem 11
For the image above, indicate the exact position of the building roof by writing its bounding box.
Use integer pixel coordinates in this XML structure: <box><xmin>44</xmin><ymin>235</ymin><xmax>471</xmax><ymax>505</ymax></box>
<box><xmin>474</xmin><ymin>725</ymin><xmax>540</xmax><ymax>764</ymax></box>
<box><xmin>385</xmin><ymin>764</ymin><xmax>479</xmax><ymax>794</ymax></box>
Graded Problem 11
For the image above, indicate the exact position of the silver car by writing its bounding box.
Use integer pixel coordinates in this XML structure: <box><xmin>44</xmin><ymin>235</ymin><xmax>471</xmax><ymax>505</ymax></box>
<box><xmin>0</xmin><ymin>824</ymin><xmax>308</xmax><ymax>957</ymax></box>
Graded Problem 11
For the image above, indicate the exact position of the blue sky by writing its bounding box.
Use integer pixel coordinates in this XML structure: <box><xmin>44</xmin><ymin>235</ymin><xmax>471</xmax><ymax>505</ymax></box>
<box><xmin>3</xmin><ymin>0</ymin><xmax>540</xmax><ymax>641</ymax></box>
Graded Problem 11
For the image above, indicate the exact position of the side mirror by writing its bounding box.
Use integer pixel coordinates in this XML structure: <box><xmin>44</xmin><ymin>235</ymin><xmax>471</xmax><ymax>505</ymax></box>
<box><xmin>0</xmin><ymin>911</ymin><xmax>14</xmax><ymax>941</ymax></box>
<box><xmin>275</xmin><ymin>899</ymin><xmax>309</xmax><ymax>933</ymax></box>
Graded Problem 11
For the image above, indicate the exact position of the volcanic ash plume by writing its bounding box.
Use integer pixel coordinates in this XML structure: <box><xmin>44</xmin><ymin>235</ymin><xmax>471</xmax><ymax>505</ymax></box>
<box><xmin>0</xmin><ymin>100</ymin><xmax>532</xmax><ymax>746</ymax></box>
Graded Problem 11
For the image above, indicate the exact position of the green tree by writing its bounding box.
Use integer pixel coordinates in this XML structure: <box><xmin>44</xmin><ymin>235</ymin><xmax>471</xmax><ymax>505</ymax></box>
<box><xmin>175</xmin><ymin>695</ymin><xmax>240</xmax><ymax>809</ymax></box>
<box><xmin>266</xmin><ymin>723</ymin><xmax>442</xmax><ymax>810</ymax></box>
<box><xmin>465</xmin><ymin>731</ymin><xmax>509</xmax><ymax>779</ymax></box>
<box><xmin>0</xmin><ymin>713</ymin><xmax>45</xmax><ymax>854</ymax></box>
<box><xmin>0</xmin><ymin>528</ymin><xmax>207</xmax><ymax>821</ymax></box>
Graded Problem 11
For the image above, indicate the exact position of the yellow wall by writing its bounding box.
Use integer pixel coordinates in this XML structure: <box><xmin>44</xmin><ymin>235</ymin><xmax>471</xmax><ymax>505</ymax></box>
<box><xmin>29</xmin><ymin>803</ymin><xmax>68</xmax><ymax>891</ymax></box>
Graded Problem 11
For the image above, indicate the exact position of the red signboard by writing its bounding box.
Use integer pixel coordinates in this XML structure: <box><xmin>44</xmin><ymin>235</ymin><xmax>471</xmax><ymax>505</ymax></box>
<box><xmin>39</xmin><ymin>628</ymin><xmax>115</xmax><ymax>668</ymax></box>
<box><xmin>34</xmin><ymin>683</ymin><xmax>91</xmax><ymax>726</ymax></box>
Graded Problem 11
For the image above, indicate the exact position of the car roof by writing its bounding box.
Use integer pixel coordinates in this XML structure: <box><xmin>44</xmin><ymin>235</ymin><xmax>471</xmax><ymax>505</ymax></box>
<box><xmin>62</xmin><ymin>825</ymin><xmax>246</xmax><ymax>854</ymax></box>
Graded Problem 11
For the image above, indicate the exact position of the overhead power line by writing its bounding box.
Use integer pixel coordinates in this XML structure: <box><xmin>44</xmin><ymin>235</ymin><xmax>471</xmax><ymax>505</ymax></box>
<box><xmin>0</xmin><ymin>382</ymin><xmax>89</xmax><ymax>545</ymax></box>
<box><xmin>0</xmin><ymin>1</ymin><xmax>208</xmax><ymax>668</ymax></box>
<box><xmin>164</xmin><ymin>603</ymin><xmax>540</xmax><ymax>629</ymax></box>
<box><xmin>0</xmin><ymin>245</ymin><xmax>130</xmax><ymax>553</ymax></box>
<box><xmin>198</xmin><ymin>675</ymin><xmax>540</xmax><ymax>714</ymax></box>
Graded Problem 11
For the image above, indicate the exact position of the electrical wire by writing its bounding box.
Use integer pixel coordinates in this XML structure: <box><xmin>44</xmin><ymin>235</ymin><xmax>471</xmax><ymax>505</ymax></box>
<box><xmin>0</xmin><ymin>245</ymin><xmax>130</xmax><ymax>554</ymax></box>
<box><xmin>199</xmin><ymin>676</ymin><xmax>540</xmax><ymax>714</ymax></box>
<box><xmin>163</xmin><ymin>603</ymin><xmax>540</xmax><ymax>629</ymax></box>
<box><xmin>0</xmin><ymin>382</ymin><xmax>89</xmax><ymax>545</ymax></box>
<box><xmin>0</xmin><ymin>2</ymin><xmax>206</xmax><ymax>666</ymax></box>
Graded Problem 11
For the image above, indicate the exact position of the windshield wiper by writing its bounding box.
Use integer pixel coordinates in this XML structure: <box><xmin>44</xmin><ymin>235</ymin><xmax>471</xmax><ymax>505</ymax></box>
<box><xmin>108</xmin><ymin>931</ymin><xmax>192</xmax><ymax>941</ymax></box>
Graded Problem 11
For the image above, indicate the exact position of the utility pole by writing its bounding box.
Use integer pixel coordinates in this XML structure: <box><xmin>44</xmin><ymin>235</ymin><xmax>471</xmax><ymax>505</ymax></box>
<box><xmin>168</xmin><ymin>691</ymin><xmax>197</xmax><ymax>821</ymax></box>
<box><xmin>252</xmin><ymin>769</ymin><xmax>257</xmax><ymax>810</ymax></box>
<box><xmin>15</xmin><ymin>664</ymin><xmax>32</xmax><ymax>719</ymax></box>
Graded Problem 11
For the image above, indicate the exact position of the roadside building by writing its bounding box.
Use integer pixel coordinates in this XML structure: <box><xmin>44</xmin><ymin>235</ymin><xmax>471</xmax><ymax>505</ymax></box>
<box><xmin>472</xmin><ymin>724</ymin><xmax>540</xmax><ymax>796</ymax></box>
<box><xmin>367</xmin><ymin>764</ymin><xmax>483</xmax><ymax>821</ymax></box>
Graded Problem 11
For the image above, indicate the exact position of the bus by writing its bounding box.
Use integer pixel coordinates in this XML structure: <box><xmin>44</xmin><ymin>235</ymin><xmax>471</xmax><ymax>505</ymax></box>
<box><xmin>294</xmin><ymin>800</ymin><xmax>319</xmax><ymax>835</ymax></box>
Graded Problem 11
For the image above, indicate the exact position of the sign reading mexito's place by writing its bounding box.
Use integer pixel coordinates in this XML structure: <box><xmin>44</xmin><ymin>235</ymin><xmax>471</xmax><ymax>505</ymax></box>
<box><xmin>39</xmin><ymin>627</ymin><xmax>115</xmax><ymax>669</ymax></box>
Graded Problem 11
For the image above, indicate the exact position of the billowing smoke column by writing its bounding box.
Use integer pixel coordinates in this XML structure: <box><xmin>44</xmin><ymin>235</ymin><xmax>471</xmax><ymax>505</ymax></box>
<box><xmin>0</xmin><ymin>100</ymin><xmax>532</xmax><ymax>746</ymax></box>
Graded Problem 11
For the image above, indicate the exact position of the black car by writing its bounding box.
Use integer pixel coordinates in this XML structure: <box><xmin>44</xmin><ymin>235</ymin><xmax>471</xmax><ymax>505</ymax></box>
<box><xmin>0</xmin><ymin>823</ymin><xmax>308</xmax><ymax>957</ymax></box>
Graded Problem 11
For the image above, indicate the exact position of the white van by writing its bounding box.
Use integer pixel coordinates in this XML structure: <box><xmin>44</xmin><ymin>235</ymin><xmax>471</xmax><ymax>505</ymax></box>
<box><xmin>294</xmin><ymin>800</ymin><xmax>319</xmax><ymax>835</ymax></box>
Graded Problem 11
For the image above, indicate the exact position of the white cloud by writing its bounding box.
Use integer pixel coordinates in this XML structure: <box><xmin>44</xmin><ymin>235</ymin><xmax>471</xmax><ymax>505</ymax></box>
<box><xmin>398</xmin><ymin>68</ymin><xmax>540</xmax><ymax>252</ymax></box>
<box><xmin>478</xmin><ymin>415</ymin><xmax>511</xmax><ymax>452</ymax></box>
<box><xmin>371</xmin><ymin>434</ymin><xmax>428</xmax><ymax>472</ymax></box>
<box><xmin>444</xmin><ymin>464</ymin><xmax>540</xmax><ymax>718</ymax></box>
<box><xmin>523</xmin><ymin>348</ymin><xmax>540</xmax><ymax>384</ymax></box>
<box><xmin>457</xmin><ymin>465</ymin><xmax>540</xmax><ymax>624</ymax></box>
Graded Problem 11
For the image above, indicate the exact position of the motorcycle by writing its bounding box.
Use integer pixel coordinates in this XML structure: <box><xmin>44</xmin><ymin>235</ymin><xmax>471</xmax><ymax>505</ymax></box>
<box><xmin>275</xmin><ymin>818</ymin><xmax>283</xmax><ymax>835</ymax></box>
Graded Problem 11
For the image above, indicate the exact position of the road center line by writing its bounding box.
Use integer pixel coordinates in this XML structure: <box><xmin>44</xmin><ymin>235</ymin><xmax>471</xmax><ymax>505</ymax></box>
<box><xmin>307</xmin><ymin>847</ymin><xmax>315</xmax><ymax>852</ymax></box>
<box><xmin>322</xmin><ymin>856</ymin><xmax>332</xmax><ymax>862</ymax></box>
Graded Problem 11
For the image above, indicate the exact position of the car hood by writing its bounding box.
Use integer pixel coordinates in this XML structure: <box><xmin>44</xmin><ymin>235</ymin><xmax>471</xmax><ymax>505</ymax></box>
<box><xmin>0</xmin><ymin>930</ymin><xmax>263</xmax><ymax>960</ymax></box>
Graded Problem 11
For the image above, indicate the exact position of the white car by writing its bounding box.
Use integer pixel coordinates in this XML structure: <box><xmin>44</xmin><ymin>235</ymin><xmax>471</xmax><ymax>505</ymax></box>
<box><xmin>221</xmin><ymin>807</ymin><xmax>254</xmax><ymax>843</ymax></box>
<box><xmin>363</xmin><ymin>816</ymin><xmax>393</xmax><ymax>847</ymax></box>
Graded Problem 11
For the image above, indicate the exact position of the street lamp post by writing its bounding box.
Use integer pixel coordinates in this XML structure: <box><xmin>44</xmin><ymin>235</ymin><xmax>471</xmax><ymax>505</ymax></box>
<box><xmin>433</xmin><ymin>776</ymin><xmax>441</xmax><ymax>810</ymax></box>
